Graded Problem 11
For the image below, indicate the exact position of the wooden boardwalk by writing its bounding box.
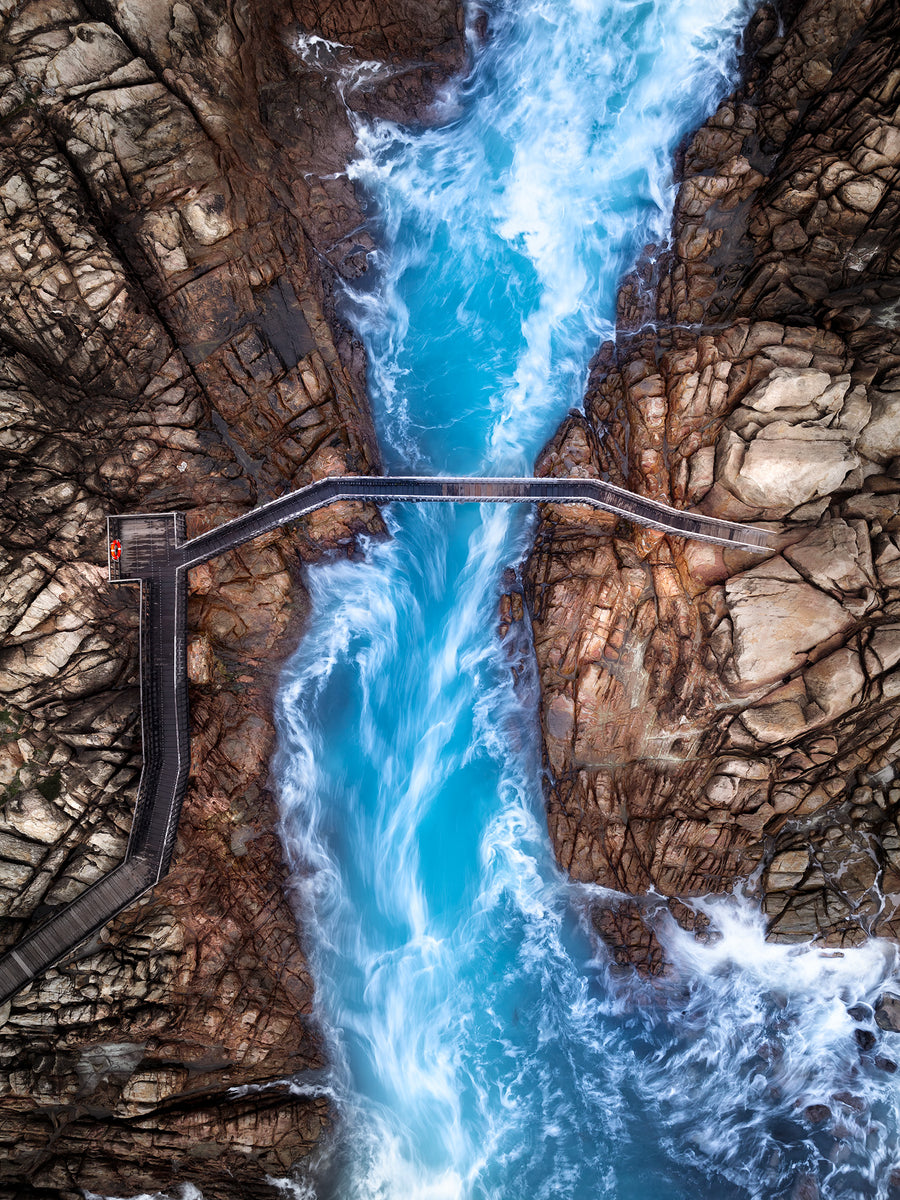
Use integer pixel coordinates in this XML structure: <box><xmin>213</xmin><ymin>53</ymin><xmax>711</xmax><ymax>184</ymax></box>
<box><xmin>0</xmin><ymin>476</ymin><xmax>773</xmax><ymax>1004</ymax></box>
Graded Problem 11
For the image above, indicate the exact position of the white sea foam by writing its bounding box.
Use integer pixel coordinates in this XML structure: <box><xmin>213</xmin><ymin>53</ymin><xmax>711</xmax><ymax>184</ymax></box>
<box><xmin>292</xmin><ymin>30</ymin><xmax>396</xmax><ymax>98</ymax></box>
<box><xmin>342</xmin><ymin>0</ymin><xmax>754</xmax><ymax>474</ymax></box>
<box><xmin>625</xmin><ymin>899</ymin><xmax>900</xmax><ymax>1196</ymax></box>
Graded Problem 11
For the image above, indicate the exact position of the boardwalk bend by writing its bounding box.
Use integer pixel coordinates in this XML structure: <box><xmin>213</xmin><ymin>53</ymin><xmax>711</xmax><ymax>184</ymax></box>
<box><xmin>0</xmin><ymin>476</ymin><xmax>773</xmax><ymax>1003</ymax></box>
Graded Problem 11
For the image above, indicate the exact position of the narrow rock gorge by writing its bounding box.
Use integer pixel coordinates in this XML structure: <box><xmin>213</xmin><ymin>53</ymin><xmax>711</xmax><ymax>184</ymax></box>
<box><xmin>0</xmin><ymin>1</ymin><xmax>463</xmax><ymax>1195</ymax></box>
<box><xmin>527</xmin><ymin>0</ymin><xmax>900</xmax><ymax>969</ymax></box>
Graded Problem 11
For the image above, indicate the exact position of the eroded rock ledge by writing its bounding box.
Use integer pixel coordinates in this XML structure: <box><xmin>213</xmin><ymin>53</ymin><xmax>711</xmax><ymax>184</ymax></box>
<box><xmin>0</xmin><ymin>0</ymin><xmax>463</xmax><ymax>1195</ymax></box>
<box><xmin>525</xmin><ymin>0</ymin><xmax>900</xmax><ymax>970</ymax></box>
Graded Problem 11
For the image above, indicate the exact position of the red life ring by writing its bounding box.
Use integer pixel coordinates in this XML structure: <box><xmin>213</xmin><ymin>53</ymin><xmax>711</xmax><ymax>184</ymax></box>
<box><xmin>110</xmin><ymin>539</ymin><xmax>122</xmax><ymax>561</ymax></box>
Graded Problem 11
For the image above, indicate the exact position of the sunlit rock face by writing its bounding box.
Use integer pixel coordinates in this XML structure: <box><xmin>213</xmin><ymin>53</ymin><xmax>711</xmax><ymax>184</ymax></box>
<box><xmin>0</xmin><ymin>0</ymin><xmax>463</xmax><ymax>1194</ymax></box>
<box><xmin>527</xmin><ymin>0</ymin><xmax>900</xmax><ymax>970</ymax></box>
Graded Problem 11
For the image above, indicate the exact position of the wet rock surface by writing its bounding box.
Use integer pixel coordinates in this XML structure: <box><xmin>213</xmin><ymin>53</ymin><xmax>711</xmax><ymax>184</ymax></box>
<box><xmin>0</xmin><ymin>0</ymin><xmax>463</xmax><ymax>1195</ymax></box>
<box><xmin>526</xmin><ymin>0</ymin><xmax>900</xmax><ymax>968</ymax></box>
<box><xmin>875</xmin><ymin>992</ymin><xmax>900</xmax><ymax>1032</ymax></box>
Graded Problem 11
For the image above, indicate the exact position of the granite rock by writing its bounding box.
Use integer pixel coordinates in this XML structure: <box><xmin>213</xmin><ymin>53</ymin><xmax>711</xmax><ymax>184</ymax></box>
<box><xmin>0</xmin><ymin>0</ymin><xmax>464</xmax><ymax>1193</ymax></box>
<box><xmin>527</xmin><ymin>0</ymin><xmax>900</xmax><ymax>968</ymax></box>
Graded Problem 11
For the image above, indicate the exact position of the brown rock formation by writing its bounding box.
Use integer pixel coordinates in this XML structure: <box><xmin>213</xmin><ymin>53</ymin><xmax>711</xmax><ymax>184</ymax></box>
<box><xmin>526</xmin><ymin>0</ymin><xmax>900</xmax><ymax>968</ymax></box>
<box><xmin>0</xmin><ymin>0</ymin><xmax>463</xmax><ymax>1195</ymax></box>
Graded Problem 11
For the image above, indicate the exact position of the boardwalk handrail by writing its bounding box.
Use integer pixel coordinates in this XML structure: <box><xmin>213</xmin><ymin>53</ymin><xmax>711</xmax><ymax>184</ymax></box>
<box><xmin>0</xmin><ymin>475</ymin><xmax>774</xmax><ymax>1006</ymax></box>
<box><xmin>179</xmin><ymin>475</ymin><xmax>772</xmax><ymax>568</ymax></box>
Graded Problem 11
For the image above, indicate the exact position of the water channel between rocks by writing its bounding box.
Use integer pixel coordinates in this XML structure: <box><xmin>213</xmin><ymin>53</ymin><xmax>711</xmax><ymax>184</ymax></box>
<box><xmin>271</xmin><ymin>3</ymin><xmax>900</xmax><ymax>1197</ymax></box>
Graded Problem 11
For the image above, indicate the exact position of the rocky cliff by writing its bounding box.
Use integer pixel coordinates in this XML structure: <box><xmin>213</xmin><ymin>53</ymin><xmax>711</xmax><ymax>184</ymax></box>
<box><xmin>526</xmin><ymin>0</ymin><xmax>900</xmax><ymax>971</ymax></box>
<box><xmin>0</xmin><ymin>1</ymin><xmax>463</xmax><ymax>1196</ymax></box>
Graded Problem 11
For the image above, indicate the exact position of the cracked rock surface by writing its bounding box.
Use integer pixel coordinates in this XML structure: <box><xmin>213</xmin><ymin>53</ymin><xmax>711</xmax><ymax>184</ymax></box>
<box><xmin>525</xmin><ymin>0</ymin><xmax>900</xmax><ymax>971</ymax></box>
<box><xmin>0</xmin><ymin>0</ymin><xmax>463</xmax><ymax>1195</ymax></box>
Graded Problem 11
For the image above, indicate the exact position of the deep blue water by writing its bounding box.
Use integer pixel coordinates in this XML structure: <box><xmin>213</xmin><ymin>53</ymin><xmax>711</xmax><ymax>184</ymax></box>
<box><xmin>271</xmin><ymin>3</ymin><xmax>900</xmax><ymax>1198</ymax></box>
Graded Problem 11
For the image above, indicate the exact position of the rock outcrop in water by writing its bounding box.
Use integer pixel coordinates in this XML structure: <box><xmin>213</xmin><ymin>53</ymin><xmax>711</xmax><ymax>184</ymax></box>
<box><xmin>526</xmin><ymin>0</ymin><xmax>900</xmax><ymax>970</ymax></box>
<box><xmin>0</xmin><ymin>0</ymin><xmax>463</xmax><ymax>1195</ymax></box>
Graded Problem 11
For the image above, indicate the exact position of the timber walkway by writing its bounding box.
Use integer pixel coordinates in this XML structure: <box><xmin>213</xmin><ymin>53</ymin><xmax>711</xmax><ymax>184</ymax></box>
<box><xmin>0</xmin><ymin>476</ymin><xmax>773</xmax><ymax>1004</ymax></box>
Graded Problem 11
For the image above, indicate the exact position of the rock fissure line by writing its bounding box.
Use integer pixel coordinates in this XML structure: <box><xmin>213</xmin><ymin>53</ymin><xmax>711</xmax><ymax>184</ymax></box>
<box><xmin>0</xmin><ymin>475</ymin><xmax>771</xmax><ymax>1004</ymax></box>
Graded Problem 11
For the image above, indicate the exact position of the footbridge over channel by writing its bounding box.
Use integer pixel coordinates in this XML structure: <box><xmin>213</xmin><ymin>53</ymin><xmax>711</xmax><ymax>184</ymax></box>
<box><xmin>0</xmin><ymin>476</ymin><xmax>774</xmax><ymax>1003</ymax></box>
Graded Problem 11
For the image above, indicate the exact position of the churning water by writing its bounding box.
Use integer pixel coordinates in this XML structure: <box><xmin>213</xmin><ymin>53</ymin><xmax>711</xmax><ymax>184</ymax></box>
<box><xmin>273</xmin><ymin>2</ymin><xmax>900</xmax><ymax>1197</ymax></box>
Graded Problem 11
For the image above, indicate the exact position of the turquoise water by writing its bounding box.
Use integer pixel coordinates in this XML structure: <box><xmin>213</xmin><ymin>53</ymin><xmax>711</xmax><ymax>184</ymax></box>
<box><xmin>275</xmin><ymin>3</ymin><xmax>900</xmax><ymax>1197</ymax></box>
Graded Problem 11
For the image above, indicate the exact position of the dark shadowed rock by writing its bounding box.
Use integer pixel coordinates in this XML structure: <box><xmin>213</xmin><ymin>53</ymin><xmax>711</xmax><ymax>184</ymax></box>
<box><xmin>875</xmin><ymin>992</ymin><xmax>900</xmax><ymax>1032</ymax></box>
<box><xmin>791</xmin><ymin>1173</ymin><xmax>820</xmax><ymax>1200</ymax></box>
<box><xmin>803</xmin><ymin>1103</ymin><xmax>832</xmax><ymax>1125</ymax></box>
<box><xmin>847</xmin><ymin>1003</ymin><xmax>873</xmax><ymax>1022</ymax></box>
<box><xmin>832</xmin><ymin>1091</ymin><xmax>867</xmax><ymax>1113</ymax></box>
